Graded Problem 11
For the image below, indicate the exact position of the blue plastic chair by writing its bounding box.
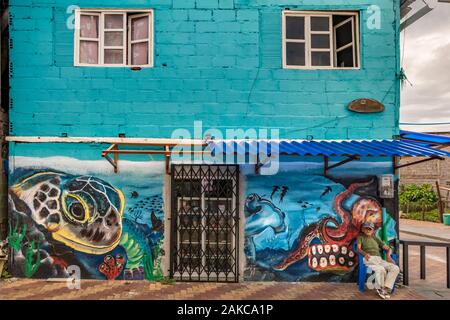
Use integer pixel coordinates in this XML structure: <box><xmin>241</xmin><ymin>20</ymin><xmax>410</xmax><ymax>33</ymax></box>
<box><xmin>354</xmin><ymin>242</ymin><xmax>398</xmax><ymax>293</ymax></box>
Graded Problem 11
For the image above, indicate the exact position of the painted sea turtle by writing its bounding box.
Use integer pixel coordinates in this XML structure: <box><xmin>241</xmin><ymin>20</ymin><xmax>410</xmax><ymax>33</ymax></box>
<box><xmin>9</xmin><ymin>171</ymin><xmax>125</xmax><ymax>255</ymax></box>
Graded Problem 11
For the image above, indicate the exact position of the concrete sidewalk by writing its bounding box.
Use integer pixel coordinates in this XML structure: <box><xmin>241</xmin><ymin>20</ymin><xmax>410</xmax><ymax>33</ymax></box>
<box><xmin>400</xmin><ymin>219</ymin><xmax>450</xmax><ymax>242</ymax></box>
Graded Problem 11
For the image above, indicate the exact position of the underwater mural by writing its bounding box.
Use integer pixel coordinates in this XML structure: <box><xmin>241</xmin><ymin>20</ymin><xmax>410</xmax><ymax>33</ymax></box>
<box><xmin>7</xmin><ymin>157</ymin><xmax>165</xmax><ymax>281</ymax></box>
<box><xmin>243</xmin><ymin>160</ymin><xmax>398</xmax><ymax>282</ymax></box>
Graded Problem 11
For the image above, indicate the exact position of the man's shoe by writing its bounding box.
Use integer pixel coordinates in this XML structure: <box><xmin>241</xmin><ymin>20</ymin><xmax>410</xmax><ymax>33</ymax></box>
<box><xmin>382</xmin><ymin>289</ymin><xmax>391</xmax><ymax>299</ymax></box>
<box><xmin>376</xmin><ymin>289</ymin><xmax>387</xmax><ymax>299</ymax></box>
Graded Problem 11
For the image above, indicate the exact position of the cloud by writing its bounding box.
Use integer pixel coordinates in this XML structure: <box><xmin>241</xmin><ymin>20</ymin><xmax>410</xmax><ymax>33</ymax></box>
<box><xmin>400</xmin><ymin>0</ymin><xmax>450</xmax><ymax>132</ymax></box>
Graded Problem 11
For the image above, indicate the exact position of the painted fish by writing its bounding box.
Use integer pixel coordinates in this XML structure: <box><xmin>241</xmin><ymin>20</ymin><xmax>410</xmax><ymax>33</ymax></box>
<box><xmin>120</xmin><ymin>195</ymin><xmax>164</xmax><ymax>280</ymax></box>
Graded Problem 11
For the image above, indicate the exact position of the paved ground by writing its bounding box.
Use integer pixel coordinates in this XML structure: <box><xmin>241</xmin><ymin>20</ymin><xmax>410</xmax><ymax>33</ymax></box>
<box><xmin>0</xmin><ymin>219</ymin><xmax>448</xmax><ymax>300</ymax></box>
<box><xmin>400</xmin><ymin>218</ymin><xmax>450</xmax><ymax>242</ymax></box>
<box><xmin>398</xmin><ymin>231</ymin><xmax>450</xmax><ymax>299</ymax></box>
<box><xmin>398</xmin><ymin>219</ymin><xmax>450</xmax><ymax>299</ymax></box>
<box><xmin>0</xmin><ymin>279</ymin><xmax>425</xmax><ymax>300</ymax></box>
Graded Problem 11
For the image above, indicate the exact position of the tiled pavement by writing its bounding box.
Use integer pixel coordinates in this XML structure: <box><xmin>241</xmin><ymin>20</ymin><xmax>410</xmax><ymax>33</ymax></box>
<box><xmin>1</xmin><ymin>220</ymin><xmax>448</xmax><ymax>300</ymax></box>
<box><xmin>0</xmin><ymin>279</ymin><xmax>426</xmax><ymax>300</ymax></box>
<box><xmin>398</xmin><ymin>232</ymin><xmax>450</xmax><ymax>299</ymax></box>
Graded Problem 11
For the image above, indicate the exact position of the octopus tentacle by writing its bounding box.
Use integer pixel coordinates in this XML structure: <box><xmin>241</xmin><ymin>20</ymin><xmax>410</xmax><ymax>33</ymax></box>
<box><xmin>272</xmin><ymin>222</ymin><xmax>322</xmax><ymax>271</ymax></box>
<box><xmin>273</xmin><ymin>180</ymin><xmax>375</xmax><ymax>271</ymax></box>
<box><xmin>321</xmin><ymin>180</ymin><xmax>374</xmax><ymax>244</ymax></box>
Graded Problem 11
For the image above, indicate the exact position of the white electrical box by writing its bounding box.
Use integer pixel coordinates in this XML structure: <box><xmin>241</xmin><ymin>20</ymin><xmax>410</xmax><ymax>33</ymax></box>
<box><xmin>379</xmin><ymin>174</ymin><xmax>395</xmax><ymax>198</ymax></box>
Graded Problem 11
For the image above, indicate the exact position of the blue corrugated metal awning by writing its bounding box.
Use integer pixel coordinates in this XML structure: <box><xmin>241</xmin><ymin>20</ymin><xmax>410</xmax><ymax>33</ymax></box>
<box><xmin>207</xmin><ymin>139</ymin><xmax>450</xmax><ymax>157</ymax></box>
<box><xmin>400</xmin><ymin>130</ymin><xmax>450</xmax><ymax>145</ymax></box>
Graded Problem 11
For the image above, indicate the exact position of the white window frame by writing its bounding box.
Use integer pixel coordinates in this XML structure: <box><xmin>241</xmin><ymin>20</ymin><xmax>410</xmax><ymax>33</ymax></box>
<box><xmin>74</xmin><ymin>8</ymin><xmax>154</xmax><ymax>68</ymax></box>
<box><xmin>282</xmin><ymin>11</ymin><xmax>360</xmax><ymax>70</ymax></box>
<box><xmin>102</xmin><ymin>12</ymin><xmax>127</xmax><ymax>66</ymax></box>
<box><xmin>128</xmin><ymin>13</ymin><xmax>154</xmax><ymax>68</ymax></box>
<box><xmin>75</xmin><ymin>12</ymin><xmax>101</xmax><ymax>66</ymax></box>
<box><xmin>333</xmin><ymin>16</ymin><xmax>358</xmax><ymax>68</ymax></box>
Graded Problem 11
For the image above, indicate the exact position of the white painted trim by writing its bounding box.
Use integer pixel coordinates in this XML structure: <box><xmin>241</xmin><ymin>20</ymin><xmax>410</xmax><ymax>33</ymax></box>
<box><xmin>102</xmin><ymin>12</ymin><xmax>127</xmax><ymax>66</ymax></box>
<box><xmin>128</xmin><ymin>12</ymin><xmax>154</xmax><ymax>68</ymax></box>
<box><xmin>355</xmin><ymin>13</ymin><xmax>361</xmax><ymax>69</ymax></box>
<box><xmin>6</xmin><ymin>136</ymin><xmax>396</xmax><ymax>144</ymax></box>
<box><xmin>282</xmin><ymin>10</ymin><xmax>361</xmax><ymax>70</ymax></box>
<box><xmin>333</xmin><ymin>16</ymin><xmax>357</xmax><ymax>68</ymax></box>
<box><xmin>74</xmin><ymin>12</ymin><xmax>101</xmax><ymax>66</ymax></box>
<box><xmin>309</xmin><ymin>15</ymin><xmax>333</xmax><ymax>67</ymax></box>
<box><xmin>74</xmin><ymin>9</ymin><xmax>154</xmax><ymax>68</ymax></box>
<box><xmin>6</xmin><ymin>136</ymin><xmax>207</xmax><ymax>146</ymax></box>
<box><xmin>334</xmin><ymin>16</ymin><xmax>354</xmax><ymax>29</ymax></box>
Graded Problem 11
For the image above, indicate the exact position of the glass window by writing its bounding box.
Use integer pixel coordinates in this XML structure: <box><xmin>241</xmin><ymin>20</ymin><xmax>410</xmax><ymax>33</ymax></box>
<box><xmin>283</xmin><ymin>11</ymin><xmax>359</xmax><ymax>69</ymax></box>
<box><xmin>75</xmin><ymin>10</ymin><xmax>153</xmax><ymax>67</ymax></box>
<box><xmin>129</xmin><ymin>14</ymin><xmax>151</xmax><ymax>66</ymax></box>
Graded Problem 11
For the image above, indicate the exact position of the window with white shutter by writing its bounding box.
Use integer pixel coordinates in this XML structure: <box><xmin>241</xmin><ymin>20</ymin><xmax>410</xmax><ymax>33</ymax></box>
<box><xmin>74</xmin><ymin>9</ymin><xmax>153</xmax><ymax>67</ymax></box>
<box><xmin>283</xmin><ymin>11</ymin><xmax>360</xmax><ymax>69</ymax></box>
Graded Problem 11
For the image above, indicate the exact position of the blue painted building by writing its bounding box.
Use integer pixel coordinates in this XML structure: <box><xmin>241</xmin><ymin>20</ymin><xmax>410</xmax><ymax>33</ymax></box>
<box><xmin>6</xmin><ymin>0</ymin><xmax>432</xmax><ymax>284</ymax></box>
<box><xmin>9</xmin><ymin>0</ymin><xmax>401</xmax><ymax>141</ymax></box>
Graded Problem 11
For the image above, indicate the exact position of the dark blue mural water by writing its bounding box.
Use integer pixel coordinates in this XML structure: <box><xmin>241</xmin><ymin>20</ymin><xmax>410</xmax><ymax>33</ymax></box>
<box><xmin>243</xmin><ymin>161</ymin><xmax>397</xmax><ymax>282</ymax></box>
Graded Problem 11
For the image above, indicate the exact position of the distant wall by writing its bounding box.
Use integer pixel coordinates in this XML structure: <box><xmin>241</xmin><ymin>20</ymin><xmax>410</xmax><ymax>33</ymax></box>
<box><xmin>400</xmin><ymin>133</ymin><xmax>450</xmax><ymax>189</ymax></box>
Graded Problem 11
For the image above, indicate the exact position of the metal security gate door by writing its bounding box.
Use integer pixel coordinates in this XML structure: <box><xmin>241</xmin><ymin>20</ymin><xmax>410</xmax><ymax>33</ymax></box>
<box><xmin>170</xmin><ymin>165</ymin><xmax>239</xmax><ymax>282</ymax></box>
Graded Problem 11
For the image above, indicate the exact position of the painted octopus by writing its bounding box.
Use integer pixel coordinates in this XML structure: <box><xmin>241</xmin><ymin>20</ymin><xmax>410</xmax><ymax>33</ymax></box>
<box><xmin>274</xmin><ymin>180</ymin><xmax>382</xmax><ymax>273</ymax></box>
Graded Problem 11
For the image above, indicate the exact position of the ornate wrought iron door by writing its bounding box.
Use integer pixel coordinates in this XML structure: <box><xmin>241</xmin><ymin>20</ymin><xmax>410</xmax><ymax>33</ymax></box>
<box><xmin>170</xmin><ymin>165</ymin><xmax>239</xmax><ymax>282</ymax></box>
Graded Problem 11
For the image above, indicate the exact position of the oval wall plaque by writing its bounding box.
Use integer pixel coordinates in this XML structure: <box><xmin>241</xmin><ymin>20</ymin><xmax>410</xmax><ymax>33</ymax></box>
<box><xmin>348</xmin><ymin>98</ymin><xmax>385</xmax><ymax>113</ymax></box>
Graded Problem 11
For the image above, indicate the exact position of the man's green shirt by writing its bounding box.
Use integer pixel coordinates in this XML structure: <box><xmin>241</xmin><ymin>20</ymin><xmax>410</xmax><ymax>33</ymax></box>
<box><xmin>357</xmin><ymin>234</ymin><xmax>385</xmax><ymax>257</ymax></box>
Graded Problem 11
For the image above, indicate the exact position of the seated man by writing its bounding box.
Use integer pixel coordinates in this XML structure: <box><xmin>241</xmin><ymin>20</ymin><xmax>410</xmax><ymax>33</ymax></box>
<box><xmin>356</xmin><ymin>221</ymin><xmax>400</xmax><ymax>299</ymax></box>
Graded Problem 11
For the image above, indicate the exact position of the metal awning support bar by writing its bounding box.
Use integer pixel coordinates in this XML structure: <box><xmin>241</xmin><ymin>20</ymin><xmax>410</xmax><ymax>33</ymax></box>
<box><xmin>102</xmin><ymin>144</ymin><xmax>118</xmax><ymax>173</ymax></box>
<box><xmin>324</xmin><ymin>155</ymin><xmax>360</xmax><ymax>176</ymax></box>
<box><xmin>165</xmin><ymin>146</ymin><xmax>171</xmax><ymax>175</ymax></box>
<box><xmin>255</xmin><ymin>154</ymin><xmax>272</xmax><ymax>174</ymax></box>
<box><xmin>101</xmin><ymin>143</ymin><xmax>209</xmax><ymax>174</ymax></box>
<box><xmin>393</xmin><ymin>156</ymin><xmax>444</xmax><ymax>170</ymax></box>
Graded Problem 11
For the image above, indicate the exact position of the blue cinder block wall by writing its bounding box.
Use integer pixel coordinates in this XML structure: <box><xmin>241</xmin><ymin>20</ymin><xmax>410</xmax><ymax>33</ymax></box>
<box><xmin>9</xmin><ymin>0</ymin><xmax>400</xmax><ymax>140</ymax></box>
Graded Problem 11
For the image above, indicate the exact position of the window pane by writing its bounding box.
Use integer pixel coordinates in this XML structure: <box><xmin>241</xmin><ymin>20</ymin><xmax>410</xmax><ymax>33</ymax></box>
<box><xmin>335</xmin><ymin>21</ymin><xmax>353</xmax><ymax>49</ymax></box>
<box><xmin>286</xmin><ymin>42</ymin><xmax>305</xmax><ymax>66</ymax></box>
<box><xmin>311</xmin><ymin>17</ymin><xmax>329</xmax><ymax>31</ymax></box>
<box><xmin>286</xmin><ymin>16</ymin><xmax>305</xmax><ymax>40</ymax></box>
<box><xmin>311</xmin><ymin>34</ymin><xmax>330</xmax><ymax>49</ymax></box>
<box><xmin>105</xmin><ymin>14</ymin><xmax>124</xmax><ymax>29</ymax></box>
<box><xmin>131</xmin><ymin>42</ymin><xmax>149</xmax><ymax>65</ymax></box>
<box><xmin>333</xmin><ymin>15</ymin><xmax>352</xmax><ymax>26</ymax></box>
<box><xmin>104</xmin><ymin>49</ymin><xmax>123</xmax><ymax>64</ymax></box>
<box><xmin>80</xmin><ymin>15</ymin><xmax>99</xmax><ymax>38</ymax></box>
<box><xmin>337</xmin><ymin>46</ymin><xmax>355</xmax><ymax>68</ymax></box>
<box><xmin>131</xmin><ymin>16</ymin><xmax>149</xmax><ymax>41</ymax></box>
<box><xmin>105</xmin><ymin>31</ymin><xmax>124</xmax><ymax>46</ymax></box>
<box><xmin>311</xmin><ymin>51</ymin><xmax>331</xmax><ymax>66</ymax></box>
<box><xmin>79</xmin><ymin>41</ymin><xmax>98</xmax><ymax>64</ymax></box>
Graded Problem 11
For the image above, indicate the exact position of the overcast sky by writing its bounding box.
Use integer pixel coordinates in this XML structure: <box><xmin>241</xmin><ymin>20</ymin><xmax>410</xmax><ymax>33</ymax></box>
<box><xmin>400</xmin><ymin>0</ymin><xmax>450</xmax><ymax>133</ymax></box>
